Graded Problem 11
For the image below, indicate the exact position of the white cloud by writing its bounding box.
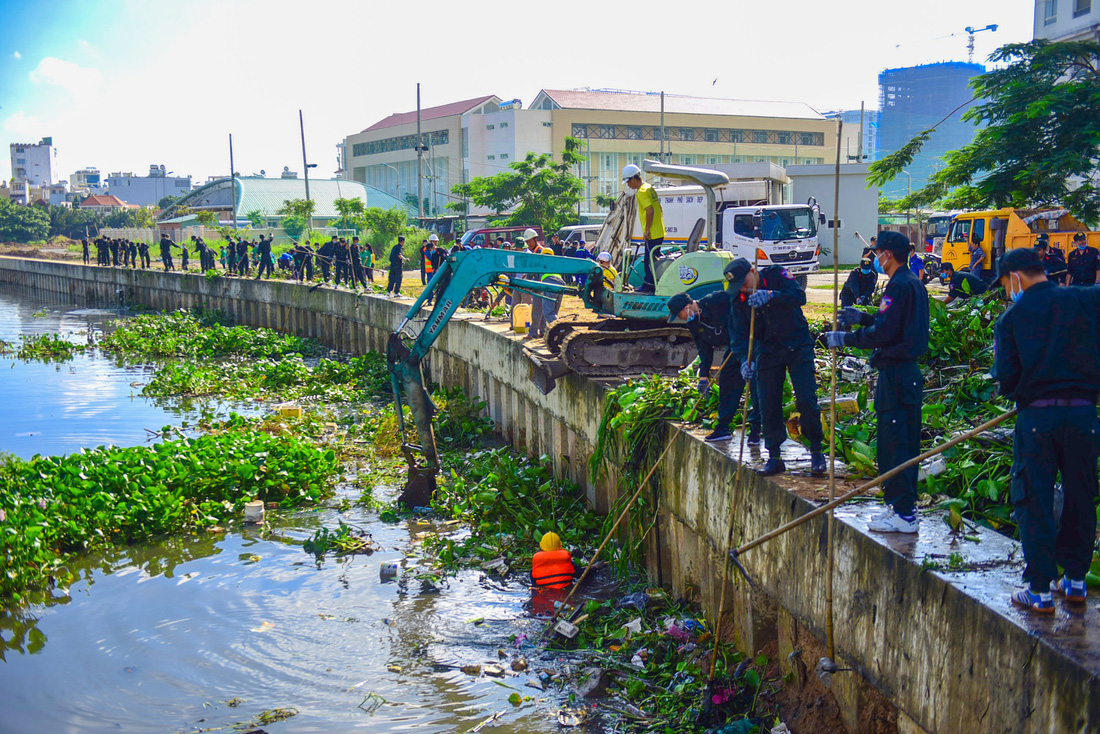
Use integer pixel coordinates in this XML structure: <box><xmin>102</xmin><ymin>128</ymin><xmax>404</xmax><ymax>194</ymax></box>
<box><xmin>13</xmin><ymin>51</ymin><xmax>22</xmax><ymax>60</ymax></box>
<box><xmin>2</xmin><ymin>111</ymin><xmax>44</xmax><ymax>138</ymax></box>
<box><xmin>28</xmin><ymin>57</ymin><xmax>104</xmax><ymax>94</ymax></box>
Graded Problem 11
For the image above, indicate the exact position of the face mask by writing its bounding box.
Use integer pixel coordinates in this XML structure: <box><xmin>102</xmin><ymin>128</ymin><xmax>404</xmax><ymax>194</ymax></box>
<box><xmin>686</xmin><ymin>312</ymin><xmax>697</xmax><ymax>322</ymax></box>
<box><xmin>860</xmin><ymin>267</ymin><xmax>871</xmax><ymax>274</ymax></box>
<box><xmin>873</xmin><ymin>256</ymin><xmax>885</xmax><ymax>275</ymax></box>
<box><xmin>624</xmin><ymin>187</ymin><xmax>637</xmax><ymax>198</ymax></box>
<box><xmin>1078</xmin><ymin>242</ymin><xmax>1087</xmax><ymax>250</ymax></box>
<box><xmin>1010</xmin><ymin>273</ymin><xmax>1024</xmax><ymax>303</ymax></box>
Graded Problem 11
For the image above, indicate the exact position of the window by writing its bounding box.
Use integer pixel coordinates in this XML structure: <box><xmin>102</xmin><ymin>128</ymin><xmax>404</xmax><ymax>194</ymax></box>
<box><xmin>499</xmin><ymin>122</ymin><xmax>509</xmax><ymax>128</ymax></box>
<box><xmin>705</xmin><ymin>129</ymin><xmax>719</xmax><ymax>142</ymax></box>
<box><xmin>707</xmin><ymin>156</ymin><xmax>719</xmax><ymax>165</ymax></box>
<box><xmin>1045</xmin><ymin>0</ymin><xmax>1058</xmax><ymax>23</ymax></box>
<box><xmin>628</xmin><ymin>126</ymin><xmax>642</xmax><ymax>140</ymax></box>
<box><xmin>571</xmin><ymin>123</ymin><xmax>588</xmax><ymax>137</ymax></box>
<box><xmin>753</xmin><ymin>130</ymin><xmax>769</xmax><ymax>144</ymax></box>
<box><xmin>1075</xmin><ymin>0</ymin><xmax>1090</xmax><ymax>15</ymax></box>
<box><xmin>948</xmin><ymin>219</ymin><xmax>972</xmax><ymax>243</ymax></box>
<box><xmin>16</xmin><ymin>158</ymin><xmax>25</xmax><ymax>165</ymax></box>
<box><xmin>681</xmin><ymin>155</ymin><xmax>696</xmax><ymax>165</ymax></box>
<box><xmin>542</xmin><ymin>121</ymin><xmax>552</xmax><ymax>127</ymax></box>
<box><xmin>776</xmin><ymin>132</ymin><xmax>792</xmax><ymax>145</ymax></box>
<box><xmin>730</xmin><ymin>130</ymin><xmax>744</xmax><ymax>143</ymax></box>
<box><xmin>597</xmin><ymin>125</ymin><xmax>615</xmax><ymax>139</ymax></box>
<box><xmin>800</xmin><ymin>133</ymin><xmax>816</xmax><ymax>146</ymax></box>
<box><xmin>603</xmin><ymin>155</ymin><xmax>613</xmax><ymax>168</ymax></box>
<box><xmin>487</xmin><ymin>155</ymin><xmax>496</xmax><ymax>160</ymax></box>
<box><xmin>486</xmin><ymin>124</ymin><xmax>495</xmax><ymax>130</ymax></box>
<box><xmin>679</xmin><ymin>128</ymin><xmax>695</xmax><ymax>141</ymax></box>
<box><xmin>733</xmin><ymin>214</ymin><xmax>754</xmax><ymax>237</ymax></box>
<box><xmin>500</xmin><ymin>153</ymin><xmax>509</xmax><ymax>160</ymax></box>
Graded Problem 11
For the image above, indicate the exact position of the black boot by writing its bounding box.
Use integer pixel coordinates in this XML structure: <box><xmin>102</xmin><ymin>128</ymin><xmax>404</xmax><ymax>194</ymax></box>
<box><xmin>757</xmin><ymin>458</ymin><xmax>786</xmax><ymax>477</ymax></box>
<box><xmin>810</xmin><ymin>452</ymin><xmax>827</xmax><ymax>477</ymax></box>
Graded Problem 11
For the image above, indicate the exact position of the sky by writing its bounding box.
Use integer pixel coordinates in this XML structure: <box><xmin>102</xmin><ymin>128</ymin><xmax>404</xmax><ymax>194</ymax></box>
<box><xmin>0</xmin><ymin>0</ymin><xmax>1035</xmax><ymax>188</ymax></box>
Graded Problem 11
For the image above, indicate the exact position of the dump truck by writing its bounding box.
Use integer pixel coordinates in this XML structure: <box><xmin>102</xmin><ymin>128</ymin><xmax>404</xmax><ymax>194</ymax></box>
<box><xmin>941</xmin><ymin>207</ymin><xmax>1100</xmax><ymax>277</ymax></box>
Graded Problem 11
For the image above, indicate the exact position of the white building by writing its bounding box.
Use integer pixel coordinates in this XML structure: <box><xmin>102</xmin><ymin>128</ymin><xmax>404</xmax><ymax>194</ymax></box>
<box><xmin>70</xmin><ymin>167</ymin><xmax>107</xmax><ymax>196</ymax></box>
<box><xmin>106</xmin><ymin>165</ymin><xmax>192</xmax><ymax>207</ymax></box>
<box><xmin>1035</xmin><ymin>0</ymin><xmax>1100</xmax><ymax>41</ymax></box>
<box><xmin>787</xmin><ymin>163</ymin><xmax>880</xmax><ymax>265</ymax></box>
<box><xmin>10</xmin><ymin>138</ymin><xmax>55</xmax><ymax>186</ymax></box>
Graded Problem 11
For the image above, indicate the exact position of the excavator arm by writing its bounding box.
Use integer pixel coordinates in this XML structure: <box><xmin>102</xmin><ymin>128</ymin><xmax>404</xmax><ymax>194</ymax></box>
<box><xmin>387</xmin><ymin>248</ymin><xmax>602</xmax><ymax>504</ymax></box>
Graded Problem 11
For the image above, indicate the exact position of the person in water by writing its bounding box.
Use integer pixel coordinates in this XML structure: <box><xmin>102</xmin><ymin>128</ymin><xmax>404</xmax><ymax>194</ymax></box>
<box><xmin>531</xmin><ymin>532</ymin><xmax>576</xmax><ymax>589</ymax></box>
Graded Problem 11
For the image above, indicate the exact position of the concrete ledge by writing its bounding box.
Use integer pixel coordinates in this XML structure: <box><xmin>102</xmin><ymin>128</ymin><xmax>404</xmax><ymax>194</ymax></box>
<box><xmin>2</xmin><ymin>256</ymin><xmax>1097</xmax><ymax>733</ymax></box>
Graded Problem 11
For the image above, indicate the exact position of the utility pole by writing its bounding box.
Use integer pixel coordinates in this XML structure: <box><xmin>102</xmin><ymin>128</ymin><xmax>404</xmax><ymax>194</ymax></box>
<box><xmin>659</xmin><ymin>91</ymin><xmax>666</xmax><ymax>164</ymax></box>
<box><xmin>429</xmin><ymin>133</ymin><xmax>437</xmax><ymax>217</ymax></box>
<box><xmin>299</xmin><ymin>110</ymin><xmax>313</xmax><ymax>233</ymax></box>
<box><xmin>416</xmin><ymin>83</ymin><xmax>424</xmax><ymax>222</ymax></box>
<box><xmin>228</xmin><ymin>133</ymin><xmax>237</xmax><ymax>231</ymax></box>
<box><xmin>858</xmin><ymin>101</ymin><xmax>865</xmax><ymax>162</ymax></box>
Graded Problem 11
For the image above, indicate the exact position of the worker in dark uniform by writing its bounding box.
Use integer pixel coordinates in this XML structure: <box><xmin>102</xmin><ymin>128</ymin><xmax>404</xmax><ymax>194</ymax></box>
<box><xmin>726</xmin><ymin>257</ymin><xmax>826</xmax><ymax>476</ymax></box>
<box><xmin>127</xmin><ymin>240</ymin><xmax>138</xmax><ymax>268</ymax></box>
<box><xmin>938</xmin><ymin>262</ymin><xmax>990</xmax><ymax>304</ymax></box>
<box><xmin>825</xmin><ymin>231</ymin><xmax>929</xmax><ymax>533</ymax></box>
<box><xmin>667</xmin><ymin>291</ymin><xmax>761</xmax><ymax>444</ymax></box>
<box><xmin>255</xmin><ymin>235</ymin><xmax>274</xmax><ymax>279</ymax></box>
<box><xmin>137</xmin><ymin>240</ymin><xmax>150</xmax><ymax>269</ymax></box>
<box><xmin>991</xmin><ymin>247</ymin><xmax>1100</xmax><ymax>613</ymax></box>
<box><xmin>332</xmin><ymin>237</ymin><xmax>351</xmax><ymax>286</ymax></box>
<box><xmin>158</xmin><ymin>234</ymin><xmax>174</xmax><ymax>271</ymax></box>
<box><xmin>1033</xmin><ymin>235</ymin><xmax>1067</xmax><ymax>285</ymax></box>
<box><xmin>317</xmin><ymin>236</ymin><xmax>337</xmax><ymax>283</ymax></box>
<box><xmin>350</xmin><ymin>236</ymin><xmax>368</xmax><ymax>288</ymax></box>
<box><xmin>1066</xmin><ymin>232</ymin><xmax>1099</xmax><ymax>286</ymax></box>
<box><xmin>840</xmin><ymin>256</ymin><xmax>878</xmax><ymax>307</ymax></box>
<box><xmin>388</xmin><ymin>236</ymin><xmax>406</xmax><ymax>295</ymax></box>
<box><xmin>110</xmin><ymin>238</ymin><xmax>120</xmax><ymax>267</ymax></box>
<box><xmin>237</xmin><ymin>238</ymin><xmax>251</xmax><ymax>276</ymax></box>
<box><xmin>80</xmin><ymin>238</ymin><xmax>90</xmax><ymax>265</ymax></box>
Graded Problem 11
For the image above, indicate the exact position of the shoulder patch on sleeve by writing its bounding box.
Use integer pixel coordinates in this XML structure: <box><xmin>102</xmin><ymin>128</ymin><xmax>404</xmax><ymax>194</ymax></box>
<box><xmin>781</xmin><ymin>268</ymin><xmax>794</xmax><ymax>279</ymax></box>
<box><xmin>878</xmin><ymin>295</ymin><xmax>893</xmax><ymax>313</ymax></box>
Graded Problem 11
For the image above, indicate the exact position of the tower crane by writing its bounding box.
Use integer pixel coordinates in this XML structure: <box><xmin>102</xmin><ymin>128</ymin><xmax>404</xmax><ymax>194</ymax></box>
<box><xmin>965</xmin><ymin>24</ymin><xmax>999</xmax><ymax>64</ymax></box>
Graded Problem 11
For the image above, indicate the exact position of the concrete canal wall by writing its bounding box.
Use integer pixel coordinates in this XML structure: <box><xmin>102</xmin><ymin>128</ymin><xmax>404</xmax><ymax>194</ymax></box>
<box><xmin>2</xmin><ymin>256</ymin><xmax>1097</xmax><ymax>734</ymax></box>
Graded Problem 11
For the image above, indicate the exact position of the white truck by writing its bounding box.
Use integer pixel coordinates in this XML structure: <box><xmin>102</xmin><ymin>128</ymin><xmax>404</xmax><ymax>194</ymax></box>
<box><xmin>646</xmin><ymin>183</ymin><xmax>825</xmax><ymax>288</ymax></box>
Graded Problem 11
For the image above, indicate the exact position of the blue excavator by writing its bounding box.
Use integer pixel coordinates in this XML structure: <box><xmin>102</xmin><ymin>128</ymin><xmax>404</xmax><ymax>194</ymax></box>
<box><xmin>387</xmin><ymin>161</ymin><xmax>735</xmax><ymax>503</ymax></box>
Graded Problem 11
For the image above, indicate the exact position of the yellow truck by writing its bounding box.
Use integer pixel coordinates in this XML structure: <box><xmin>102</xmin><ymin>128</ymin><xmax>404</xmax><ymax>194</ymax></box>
<box><xmin>941</xmin><ymin>207</ymin><xmax>1100</xmax><ymax>275</ymax></box>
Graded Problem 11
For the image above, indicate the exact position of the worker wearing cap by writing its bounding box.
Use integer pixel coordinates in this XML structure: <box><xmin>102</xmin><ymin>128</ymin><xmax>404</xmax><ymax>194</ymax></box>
<box><xmin>623</xmin><ymin>164</ymin><xmax>664</xmax><ymax>293</ymax></box>
<box><xmin>1033</xmin><ymin>235</ymin><xmax>1067</xmax><ymax>285</ymax></box>
<box><xmin>991</xmin><ymin>247</ymin><xmax>1100</xmax><ymax>614</ymax></box>
<box><xmin>531</xmin><ymin>532</ymin><xmax>576</xmax><ymax>589</ymax></box>
<box><xmin>726</xmin><ymin>258</ymin><xmax>826</xmax><ymax>476</ymax></box>
<box><xmin>825</xmin><ymin>232</ymin><xmax>929</xmax><ymax>533</ymax></box>
<box><xmin>667</xmin><ymin>290</ymin><xmax>761</xmax><ymax>445</ymax></box>
<box><xmin>938</xmin><ymin>262</ymin><xmax>990</xmax><ymax>304</ymax></box>
<box><xmin>967</xmin><ymin>236</ymin><xmax>986</xmax><ymax>275</ymax></box>
<box><xmin>840</xmin><ymin>256</ymin><xmax>878</xmax><ymax>307</ymax></box>
<box><xmin>1066</xmin><ymin>232</ymin><xmax>1099</xmax><ymax>286</ymax></box>
<box><xmin>387</xmin><ymin>236</ymin><xmax>406</xmax><ymax>295</ymax></box>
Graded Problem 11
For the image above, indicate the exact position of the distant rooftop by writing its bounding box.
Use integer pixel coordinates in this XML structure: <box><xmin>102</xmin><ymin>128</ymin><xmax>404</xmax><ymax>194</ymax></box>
<box><xmin>362</xmin><ymin>95</ymin><xmax>502</xmax><ymax>133</ymax></box>
<box><xmin>166</xmin><ymin>176</ymin><xmax>414</xmax><ymax>219</ymax></box>
<box><xmin>532</xmin><ymin>89</ymin><xmax>826</xmax><ymax>120</ymax></box>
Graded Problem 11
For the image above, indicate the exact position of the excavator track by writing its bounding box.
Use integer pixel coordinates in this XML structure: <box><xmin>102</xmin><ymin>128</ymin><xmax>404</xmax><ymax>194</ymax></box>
<box><xmin>559</xmin><ymin>326</ymin><xmax>696</xmax><ymax>377</ymax></box>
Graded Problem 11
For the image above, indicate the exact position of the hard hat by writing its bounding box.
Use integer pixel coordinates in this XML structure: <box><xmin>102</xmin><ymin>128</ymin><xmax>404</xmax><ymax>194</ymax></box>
<box><xmin>539</xmin><ymin>532</ymin><xmax>563</xmax><ymax>552</ymax></box>
<box><xmin>597</xmin><ymin>251</ymin><xmax>612</xmax><ymax>262</ymax></box>
<box><xmin>622</xmin><ymin>163</ymin><xmax>642</xmax><ymax>181</ymax></box>
<box><xmin>522</xmin><ymin>228</ymin><xmax>538</xmax><ymax>241</ymax></box>
<box><xmin>428</xmin><ymin>234</ymin><xmax>439</xmax><ymax>242</ymax></box>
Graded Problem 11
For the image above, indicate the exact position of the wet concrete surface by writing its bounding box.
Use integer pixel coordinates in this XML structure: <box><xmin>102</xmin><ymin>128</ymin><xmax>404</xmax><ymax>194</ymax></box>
<box><xmin>693</xmin><ymin>428</ymin><xmax>1100</xmax><ymax>678</ymax></box>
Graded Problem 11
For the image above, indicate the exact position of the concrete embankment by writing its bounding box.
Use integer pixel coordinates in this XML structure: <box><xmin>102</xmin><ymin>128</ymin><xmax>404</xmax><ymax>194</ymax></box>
<box><xmin>1</xmin><ymin>256</ymin><xmax>1097</xmax><ymax>734</ymax></box>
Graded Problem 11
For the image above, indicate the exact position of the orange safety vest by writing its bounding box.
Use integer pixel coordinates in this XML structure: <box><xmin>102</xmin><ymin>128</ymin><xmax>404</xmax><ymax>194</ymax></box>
<box><xmin>531</xmin><ymin>549</ymin><xmax>575</xmax><ymax>589</ymax></box>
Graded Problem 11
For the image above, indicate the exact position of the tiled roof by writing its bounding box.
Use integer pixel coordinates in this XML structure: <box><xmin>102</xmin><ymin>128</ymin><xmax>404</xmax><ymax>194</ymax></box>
<box><xmin>361</xmin><ymin>95</ymin><xmax>500</xmax><ymax>132</ymax></box>
<box><xmin>79</xmin><ymin>194</ymin><xmax>129</xmax><ymax>208</ymax></box>
<box><xmin>536</xmin><ymin>89</ymin><xmax>825</xmax><ymax>121</ymax></box>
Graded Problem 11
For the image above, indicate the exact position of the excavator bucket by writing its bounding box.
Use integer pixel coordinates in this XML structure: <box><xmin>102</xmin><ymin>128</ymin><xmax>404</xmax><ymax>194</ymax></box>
<box><xmin>524</xmin><ymin>347</ymin><xmax>572</xmax><ymax>395</ymax></box>
<box><xmin>398</xmin><ymin>443</ymin><xmax>437</xmax><ymax>508</ymax></box>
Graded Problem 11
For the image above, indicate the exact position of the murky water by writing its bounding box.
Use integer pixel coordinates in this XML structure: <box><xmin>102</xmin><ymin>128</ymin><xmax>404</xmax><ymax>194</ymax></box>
<box><xmin>0</xmin><ymin>289</ymin><xmax>580</xmax><ymax>734</ymax></box>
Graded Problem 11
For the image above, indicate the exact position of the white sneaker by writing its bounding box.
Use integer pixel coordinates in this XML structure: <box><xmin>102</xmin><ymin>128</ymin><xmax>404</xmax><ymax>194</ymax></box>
<box><xmin>867</xmin><ymin>509</ymin><xmax>919</xmax><ymax>534</ymax></box>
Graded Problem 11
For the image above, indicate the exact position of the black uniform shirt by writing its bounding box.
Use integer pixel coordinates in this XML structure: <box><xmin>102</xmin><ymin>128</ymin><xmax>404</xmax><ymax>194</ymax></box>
<box><xmin>993</xmin><ymin>280</ymin><xmax>1100</xmax><ymax>405</ymax></box>
<box><xmin>733</xmin><ymin>266</ymin><xmax>812</xmax><ymax>364</ymax></box>
<box><xmin>847</xmin><ymin>265</ymin><xmax>929</xmax><ymax>367</ymax></box>
<box><xmin>1067</xmin><ymin>246</ymin><xmax>1100</xmax><ymax>285</ymax></box>
<box><xmin>844</xmin><ymin>268</ymin><xmax>878</xmax><ymax>303</ymax></box>
<box><xmin>389</xmin><ymin>244</ymin><xmax>404</xmax><ymax>267</ymax></box>
<box><xmin>258</xmin><ymin>238</ymin><xmax>272</xmax><ymax>257</ymax></box>
<box><xmin>686</xmin><ymin>291</ymin><xmax>730</xmax><ymax>375</ymax></box>
<box><xmin>948</xmin><ymin>271</ymin><xmax>988</xmax><ymax>300</ymax></box>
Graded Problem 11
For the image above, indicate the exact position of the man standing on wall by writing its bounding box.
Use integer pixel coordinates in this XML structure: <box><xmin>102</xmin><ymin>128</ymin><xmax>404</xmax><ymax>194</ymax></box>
<box><xmin>159</xmin><ymin>233</ymin><xmax>174</xmax><ymax>271</ymax></box>
<box><xmin>623</xmin><ymin>164</ymin><xmax>664</xmax><ymax>293</ymax></box>
<box><xmin>388</xmin><ymin>236</ymin><xmax>407</xmax><ymax>295</ymax></box>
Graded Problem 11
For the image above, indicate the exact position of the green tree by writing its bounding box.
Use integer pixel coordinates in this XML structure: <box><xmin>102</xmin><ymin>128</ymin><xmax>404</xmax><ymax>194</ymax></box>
<box><xmin>194</xmin><ymin>211</ymin><xmax>219</xmax><ymax>227</ymax></box>
<box><xmin>157</xmin><ymin>195</ymin><xmax>180</xmax><ymax>210</ymax></box>
<box><xmin>868</xmin><ymin>39</ymin><xmax>1100</xmax><ymax>224</ymax></box>
<box><xmin>360</xmin><ymin>206</ymin><xmax>408</xmax><ymax>242</ymax></box>
<box><xmin>245</xmin><ymin>210</ymin><xmax>264</xmax><ymax>228</ymax></box>
<box><xmin>277</xmin><ymin>198</ymin><xmax>316</xmax><ymax>220</ymax></box>
<box><xmin>0</xmin><ymin>199</ymin><xmax>50</xmax><ymax>242</ymax></box>
<box><xmin>282</xmin><ymin>214</ymin><xmax>308</xmax><ymax>239</ymax></box>
<box><xmin>450</xmin><ymin>137</ymin><xmax>585</xmax><ymax>232</ymax></box>
<box><xmin>333</xmin><ymin>197</ymin><xmax>366</xmax><ymax>230</ymax></box>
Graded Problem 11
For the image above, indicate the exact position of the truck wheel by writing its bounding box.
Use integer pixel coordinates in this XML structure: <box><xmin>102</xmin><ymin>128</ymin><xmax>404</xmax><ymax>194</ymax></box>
<box><xmin>796</xmin><ymin>274</ymin><xmax>808</xmax><ymax>290</ymax></box>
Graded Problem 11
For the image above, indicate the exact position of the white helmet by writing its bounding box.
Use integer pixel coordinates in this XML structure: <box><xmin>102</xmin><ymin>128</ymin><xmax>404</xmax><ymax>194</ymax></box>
<box><xmin>622</xmin><ymin>163</ymin><xmax>642</xmax><ymax>181</ymax></box>
<box><xmin>428</xmin><ymin>234</ymin><xmax>439</xmax><ymax>242</ymax></box>
<box><xmin>522</xmin><ymin>228</ymin><xmax>538</xmax><ymax>242</ymax></box>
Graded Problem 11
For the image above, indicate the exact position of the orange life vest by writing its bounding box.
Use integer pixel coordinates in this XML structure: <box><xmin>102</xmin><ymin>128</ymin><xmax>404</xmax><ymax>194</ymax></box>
<box><xmin>531</xmin><ymin>549</ymin><xmax>575</xmax><ymax>589</ymax></box>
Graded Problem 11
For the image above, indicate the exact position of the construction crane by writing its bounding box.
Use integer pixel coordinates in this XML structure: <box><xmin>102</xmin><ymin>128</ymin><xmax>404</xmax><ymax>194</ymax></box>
<box><xmin>965</xmin><ymin>24</ymin><xmax>998</xmax><ymax>64</ymax></box>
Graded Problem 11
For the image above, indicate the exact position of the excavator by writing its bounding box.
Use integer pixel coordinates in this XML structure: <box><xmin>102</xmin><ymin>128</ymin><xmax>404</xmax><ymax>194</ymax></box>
<box><xmin>387</xmin><ymin>161</ymin><xmax>736</xmax><ymax>503</ymax></box>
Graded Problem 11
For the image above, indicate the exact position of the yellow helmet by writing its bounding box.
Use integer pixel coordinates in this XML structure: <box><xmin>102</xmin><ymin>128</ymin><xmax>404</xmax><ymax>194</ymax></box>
<box><xmin>539</xmin><ymin>532</ymin><xmax>563</xmax><ymax>552</ymax></box>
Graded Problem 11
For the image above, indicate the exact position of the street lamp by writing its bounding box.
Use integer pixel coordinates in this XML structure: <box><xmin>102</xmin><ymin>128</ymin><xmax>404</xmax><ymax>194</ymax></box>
<box><xmin>381</xmin><ymin>163</ymin><xmax>399</xmax><ymax>197</ymax></box>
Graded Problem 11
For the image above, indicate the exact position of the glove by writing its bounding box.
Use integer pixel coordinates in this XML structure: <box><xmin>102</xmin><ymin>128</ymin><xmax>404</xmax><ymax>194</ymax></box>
<box><xmin>747</xmin><ymin>290</ymin><xmax>774</xmax><ymax>308</ymax></box>
<box><xmin>837</xmin><ymin>307</ymin><xmax>864</xmax><ymax>329</ymax></box>
<box><xmin>824</xmin><ymin>331</ymin><xmax>848</xmax><ymax>349</ymax></box>
<box><xmin>740</xmin><ymin>360</ymin><xmax>756</xmax><ymax>381</ymax></box>
<box><xmin>697</xmin><ymin>378</ymin><xmax>710</xmax><ymax>396</ymax></box>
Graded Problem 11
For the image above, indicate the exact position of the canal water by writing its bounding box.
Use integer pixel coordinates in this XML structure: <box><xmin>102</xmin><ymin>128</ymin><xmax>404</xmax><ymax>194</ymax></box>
<box><xmin>0</xmin><ymin>290</ymin><xmax>579</xmax><ymax>733</ymax></box>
